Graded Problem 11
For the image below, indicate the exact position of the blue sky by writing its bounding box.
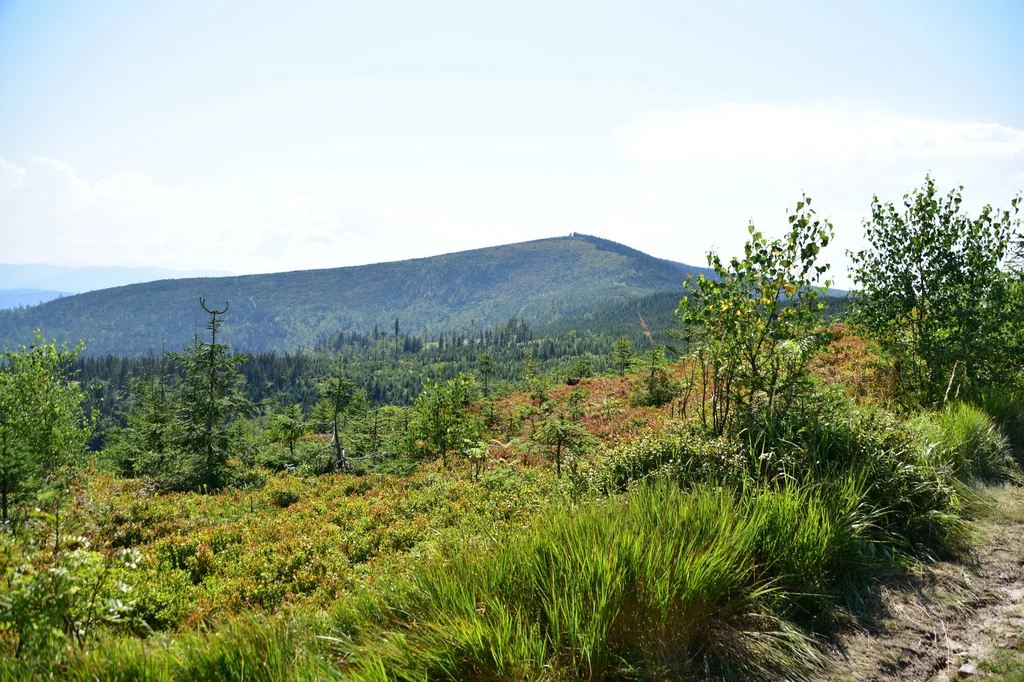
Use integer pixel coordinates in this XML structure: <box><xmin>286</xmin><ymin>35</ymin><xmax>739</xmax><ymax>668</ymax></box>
<box><xmin>1</xmin><ymin>0</ymin><xmax>1022</xmax><ymax>283</ymax></box>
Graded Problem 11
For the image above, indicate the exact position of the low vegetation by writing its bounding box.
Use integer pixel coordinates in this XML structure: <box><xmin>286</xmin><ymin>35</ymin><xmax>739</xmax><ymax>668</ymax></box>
<box><xmin>1</xmin><ymin>178</ymin><xmax>1022</xmax><ymax>680</ymax></box>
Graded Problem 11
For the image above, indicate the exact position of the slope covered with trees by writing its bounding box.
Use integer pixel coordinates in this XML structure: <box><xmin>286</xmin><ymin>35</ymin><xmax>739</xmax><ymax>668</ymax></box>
<box><xmin>0</xmin><ymin>235</ymin><xmax>710</xmax><ymax>357</ymax></box>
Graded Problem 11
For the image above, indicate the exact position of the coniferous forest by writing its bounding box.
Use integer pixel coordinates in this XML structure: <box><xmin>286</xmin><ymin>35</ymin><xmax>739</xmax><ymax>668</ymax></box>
<box><xmin>2</xmin><ymin>179</ymin><xmax>1024</xmax><ymax>680</ymax></box>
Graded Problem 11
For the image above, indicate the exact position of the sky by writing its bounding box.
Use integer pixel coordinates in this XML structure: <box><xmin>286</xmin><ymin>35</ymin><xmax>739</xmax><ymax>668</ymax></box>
<box><xmin>1</xmin><ymin>0</ymin><xmax>1022</xmax><ymax>285</ymax></box>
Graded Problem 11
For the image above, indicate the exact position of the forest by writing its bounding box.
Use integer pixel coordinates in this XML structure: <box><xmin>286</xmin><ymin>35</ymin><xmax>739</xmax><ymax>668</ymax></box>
<box><xmin>0</xmin><ymin>235</ymin><xmax>714</xmax><ymax>357</ymax></box>
<box><xmin>2</xmin><ymin>176</ymin><xmax>1024</xmax><ymax>681</ymax></box>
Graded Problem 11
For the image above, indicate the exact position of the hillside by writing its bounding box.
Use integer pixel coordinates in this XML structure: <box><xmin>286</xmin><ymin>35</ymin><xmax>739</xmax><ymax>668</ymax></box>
<box><xmin>0</xmin><ymin>235</ymin><xmax>710</xmax><ymax>356</ymax></box>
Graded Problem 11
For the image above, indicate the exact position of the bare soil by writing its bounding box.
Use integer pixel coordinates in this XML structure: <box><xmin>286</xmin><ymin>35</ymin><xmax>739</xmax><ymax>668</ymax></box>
<box><xmin>819</xmin><ymin>487</ymin><xmax>1024</xmax><ymax>681</ymax></box>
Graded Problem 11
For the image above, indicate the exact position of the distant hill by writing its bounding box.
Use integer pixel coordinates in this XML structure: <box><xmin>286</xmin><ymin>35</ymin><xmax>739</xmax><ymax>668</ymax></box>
<box><xmin>0</xmin><ymin>263</ymin><xmax>232</xmax><ymax>294</ymax></box>
<box><xmin>0</xmin><ymin>235</ymin><xmax>711</xmax><ymax>356</ymax></box>
<box><xmin>0</xmin><ymin>288</ymin><xmax>74</xmax><ymax>310</ymax></box>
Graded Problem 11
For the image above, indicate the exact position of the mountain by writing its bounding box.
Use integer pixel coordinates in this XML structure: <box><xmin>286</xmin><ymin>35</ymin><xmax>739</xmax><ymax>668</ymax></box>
<box><xmin>0</xmin><ymin>289</ymin><xmax>75</xmax><ymax>310</ymax></box>
<box><xmin>0</xmin><ymin>263</ymin><xmax>232</xmax><ymax>294</ymax></box>
<box><xmin>0</xmin><ymin>235</ymin><xmax>711</xmax><ymax>357</ymax></box>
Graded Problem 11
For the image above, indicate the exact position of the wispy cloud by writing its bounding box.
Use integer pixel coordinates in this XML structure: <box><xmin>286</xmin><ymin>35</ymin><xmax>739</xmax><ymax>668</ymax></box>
<box><xmin>610</xmin><ymin>103</ymin><xmax>1024</xmax><ymax>286</ymax></box>
<box><xmin>0</xmin><ymin>157</ymin><xmax>390</xmax><ymax>271</ymax></box>
<box><xmin>3</xmin><ymin>103</ymin><xmax>1022</xmax><ymax>282</ymax></box>
<box><xmin>616</xmin><ymin>104</ymin><xmax>1024</xmax><ymax>166</ymax></box>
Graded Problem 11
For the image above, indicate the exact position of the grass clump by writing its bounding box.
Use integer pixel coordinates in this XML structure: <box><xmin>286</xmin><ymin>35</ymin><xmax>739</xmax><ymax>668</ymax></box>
<box><xmin>910</xmin><ymin>402</ymin><xmax>1017</xmax><ymax>484</ymax></box>
<box><xmin>326</xmin><ymin>481</ymin><xmax>882</xmax><ymax>681</ymax></box>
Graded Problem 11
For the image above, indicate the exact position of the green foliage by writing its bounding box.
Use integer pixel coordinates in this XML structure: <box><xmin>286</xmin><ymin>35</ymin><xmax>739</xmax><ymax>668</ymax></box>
<box><xmin>568</xmin><ymin>354</ymin><xmax>594</xmax><ymax>379</ymax></box>
<box><xmin>407</xmin><ymin>373</ymin><xmax>480</xmax><ymax>465</ymax></box>
<box><xmin>534</xmin><ymin>413</ymin><xmax>597</xmax><ymax>478</ymax></box>
<box><xmin>0</xmin><ymin>333</ymin><xmax>90</xmax><ymax>525</ymax></box>
<box><xmin>592</xmin><ymin>424</ymin><xmax>746</xmax><ymax>494</ymax></box>
<box><xmin>630</xmin><ymin>346</ymin><xmax>681</xmax><ymax>407</ymax></box>
<box><xmin>1</xmin><ymin>617</ymin><xmax>341</xmax><ymax>682</ymax></box>
<box><xmin>104</xmin><ymin>365</ymin><xmax>175</xmax><ymax>479</ymax></box>
<box><xmin>476</xmin><ymin>350</ymin><xmax>496</xmax><ymax>396</ymax></box>
<box><xmin>909</xmin><ymin>402</ymin><xmax>1017</xmax><ymax>483</ymax></box>
<box><xmin>164</xmin><ymin>301</ymin><xmax>251</xmax><ymax>491</ymax></box>
<box><xmin>595</xmin><ymin>391</ymin><xmax>973</xmax><ymax>561</ymax></box>
<box><xmin>316</xmin><ymin>372</ymin><xmax>358</xmax><ymax>473</ymax></box>
<box><xmin>266</xmin><ymin>405</ymin><xmax>307</xmax><ymax>459</ymax></box>
<box><xmin>678</xmin><ymin>196</ymin><xmax>832</xmax><ymax>434</ymax></box>
<box><xmin>0</xmin><ymin>484</ymin><xmax>139</xmax><ymax>661</ymax></box>
<box><xmin>850</xmin><ymin>176</ymin><xmax>1023</xmax><ymax>402</ymax></box>
<box><xmin>611</xmin><ymin>336</ymin><xmax>634</xmax><ymax>376</ymax></box>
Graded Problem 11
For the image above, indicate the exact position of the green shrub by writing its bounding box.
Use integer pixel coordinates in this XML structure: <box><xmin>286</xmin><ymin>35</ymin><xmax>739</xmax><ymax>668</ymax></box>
<box><xmin>269</xmin><ymin>488</ymin><xmax>301</xmax><ymax>509</ymax></box>
<box><xmin>744</xmin><ymin>478</ymin><xmax>877</xmax><ymax>630</ymax></box>
<box><xmin>629</xmin><ymin>347</ymin><xmax>681</xmax><ymax>407</ymax></box>
<box><xmin>740</xmin><ymin>392</ymin><xmax>972</xmax><ymax>559</ymax></box>
<box><xmin>0</xmin><ymin>532</ymin><xmax>139</xmax><ymax>661</ymax></box>
<box><xmin>3</xmin><ymin>617</ymin><xmax>341</xmax><ymax>682</ymax></box>
<box><xmin>593</xmin><ymin>424</ymin><xmax>746</xmax><ymax>493</ymax></box>
<box><xmin>126</xmin><ymin>567</ymin><xmax>194</xmax><ymax>632</ymax></box>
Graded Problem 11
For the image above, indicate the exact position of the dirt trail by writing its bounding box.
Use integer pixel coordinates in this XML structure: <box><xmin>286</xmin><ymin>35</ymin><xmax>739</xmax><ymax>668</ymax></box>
<box><xmin>820</xmin><ymin>487</ymin><xmax>1024</xmax><ymax>681</ymax></box>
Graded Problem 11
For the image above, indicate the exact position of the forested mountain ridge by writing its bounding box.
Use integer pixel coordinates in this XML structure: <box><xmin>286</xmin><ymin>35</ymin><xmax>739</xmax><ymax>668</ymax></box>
<box><xmin>0</xmin><ymin>235</ymin><xmax>711</xmax><ymax>356</ymax></box>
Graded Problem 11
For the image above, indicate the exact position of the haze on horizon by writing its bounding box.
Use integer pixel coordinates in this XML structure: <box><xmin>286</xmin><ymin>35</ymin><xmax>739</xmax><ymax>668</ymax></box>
<box><xmin>1</xmin><ymin>0</ymin><xmax>1022</xmax><ymax>286</ymax></box>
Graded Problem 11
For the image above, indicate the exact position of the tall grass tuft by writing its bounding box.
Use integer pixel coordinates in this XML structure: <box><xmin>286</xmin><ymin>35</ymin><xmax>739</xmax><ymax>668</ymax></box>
<box><xmin>911</xmin><ymin>402</ymin><xmax>1017</xmax><ymax>484</ymax></box>
<box><xmin>979</xmin><ymin>391</ymin><xmax>1024</xmax><ymax>462</ymax></box>
<box><xmin>324</xmin><ymin>482</ymin><xmax>884</xmax><ymax>681</ymax></box>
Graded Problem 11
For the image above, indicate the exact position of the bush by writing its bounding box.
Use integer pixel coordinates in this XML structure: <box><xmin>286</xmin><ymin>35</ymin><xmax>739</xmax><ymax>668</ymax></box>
<box><xmin>629</xmin><ymin>347</ymin><xmax>681</xmax><ymax>407</ymax></box>
<box><xmin>593</xmin><ymin>424</ymin><xmax>746</xmax><ymax>493</ymax></box>
<box><xmin>0</xmin><ymin>525</ymin><xmax>139</xmax><ymax>660</ymax></box>
<box><xmin>677</xmin><ymin>197</ymin><xmax>833</xmax><ymax>435</ymax></box>
<box><xmin>850</xmin><ymin>176</ymin><xmax>1022</xmax><ymax>403</ymax></box>
<box><xmin>269</xmin><ymin>488</ymin><xmax>301</xmax><ymax>509</ymax></box>
<box><xmin>750</xmin><ymin>395</ymin><xmax>972</xmax><ymax>558</ymax></box>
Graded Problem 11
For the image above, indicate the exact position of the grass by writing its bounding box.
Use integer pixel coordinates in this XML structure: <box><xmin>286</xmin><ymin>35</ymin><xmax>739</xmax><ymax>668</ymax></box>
<box><xmin>1</xmin><ymin>617</ymin><xmax>342</xmax><ymax>682</ymax></box>
<box><xmin>5</xmin><ymin>481</ymin><xmax>878</xmax><ymax>682</ymax></box>
<box><xmin>910</xmin><ymin>402</ymin><xmax>1018</xmax><ymax>484</ymax></box>
<box><xmin>323</xmin><ymin>481</ymin><xmax>884</xmax><ymax>681</ymax></box>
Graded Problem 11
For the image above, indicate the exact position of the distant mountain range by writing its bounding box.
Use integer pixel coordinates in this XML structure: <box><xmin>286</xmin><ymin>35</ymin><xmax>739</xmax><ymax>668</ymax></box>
<box><xmin>0</xmin><ymin>289</ymin><xmax>75</xmax><ymax>309</ymax></box>
<box><xmin>0</xmin><ymin>263</ymin><xmax>232</xmax><ymax>299</ymax></box>
<box><xmin>0</xmin><ymin>235</ymin><xmax>712</xmax><ymax>356</ymax></box>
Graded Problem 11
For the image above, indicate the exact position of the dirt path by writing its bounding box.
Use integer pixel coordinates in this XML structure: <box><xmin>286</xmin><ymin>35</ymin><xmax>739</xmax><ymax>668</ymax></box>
<box><xmin>818</xmin><ymin>486</ymin><xmax>1024</xmax><ymax>681</ymax></box>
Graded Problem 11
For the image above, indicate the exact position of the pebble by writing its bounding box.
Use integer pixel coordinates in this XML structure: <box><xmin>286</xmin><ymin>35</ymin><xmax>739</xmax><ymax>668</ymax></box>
<box><xmin>958</xmin><ymin>661</ymin><xmax>978</xmax><ymax>676</ymax></box>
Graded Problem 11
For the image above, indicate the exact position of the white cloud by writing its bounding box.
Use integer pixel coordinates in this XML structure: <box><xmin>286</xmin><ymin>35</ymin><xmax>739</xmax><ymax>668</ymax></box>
<box><xmin>611</xmin><ymin>104</ymin><xmax>1024</xmax><ymax>286</ymax></box>
<box><xmin>616</xmin><ymin>104</ymin><xmax>1024</xmax><ymax>167</ymax></box>
<box><xmin>0</xmin><ymin>157</ymin><xmax>406</xmax><ymax>272</ymax></box>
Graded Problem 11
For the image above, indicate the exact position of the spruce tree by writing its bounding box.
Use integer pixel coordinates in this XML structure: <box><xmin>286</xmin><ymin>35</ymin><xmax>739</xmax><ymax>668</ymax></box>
<box><xmin>477</xmin><ymin>351</ymin><xmax>495</xmax><ymax>397</ymax></box>
<box><xmin>169</xmin><ymin>299</ymin><xmax>250</xmax><ymax>490</ymax></box>
<box><xmin>393</xmin><ymin>318</ymin><xmax>401</xmax><ymax>364</ymax></box>
<box><xmin>612</xmin><ymin>337</ymin><xmax>633</xmax><ymax>376</ymax></box>
<box><xmin>267</xmin><ymin>403</ymin><xmax>307</xmax><ymax>458</ymax></box>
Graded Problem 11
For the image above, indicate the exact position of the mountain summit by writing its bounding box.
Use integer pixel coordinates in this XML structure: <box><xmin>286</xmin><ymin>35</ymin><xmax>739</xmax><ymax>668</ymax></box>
<box><xmin>0</xmin><ymin>235</ymin><xmax>707</xmax><ymax>356</ymax></box>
